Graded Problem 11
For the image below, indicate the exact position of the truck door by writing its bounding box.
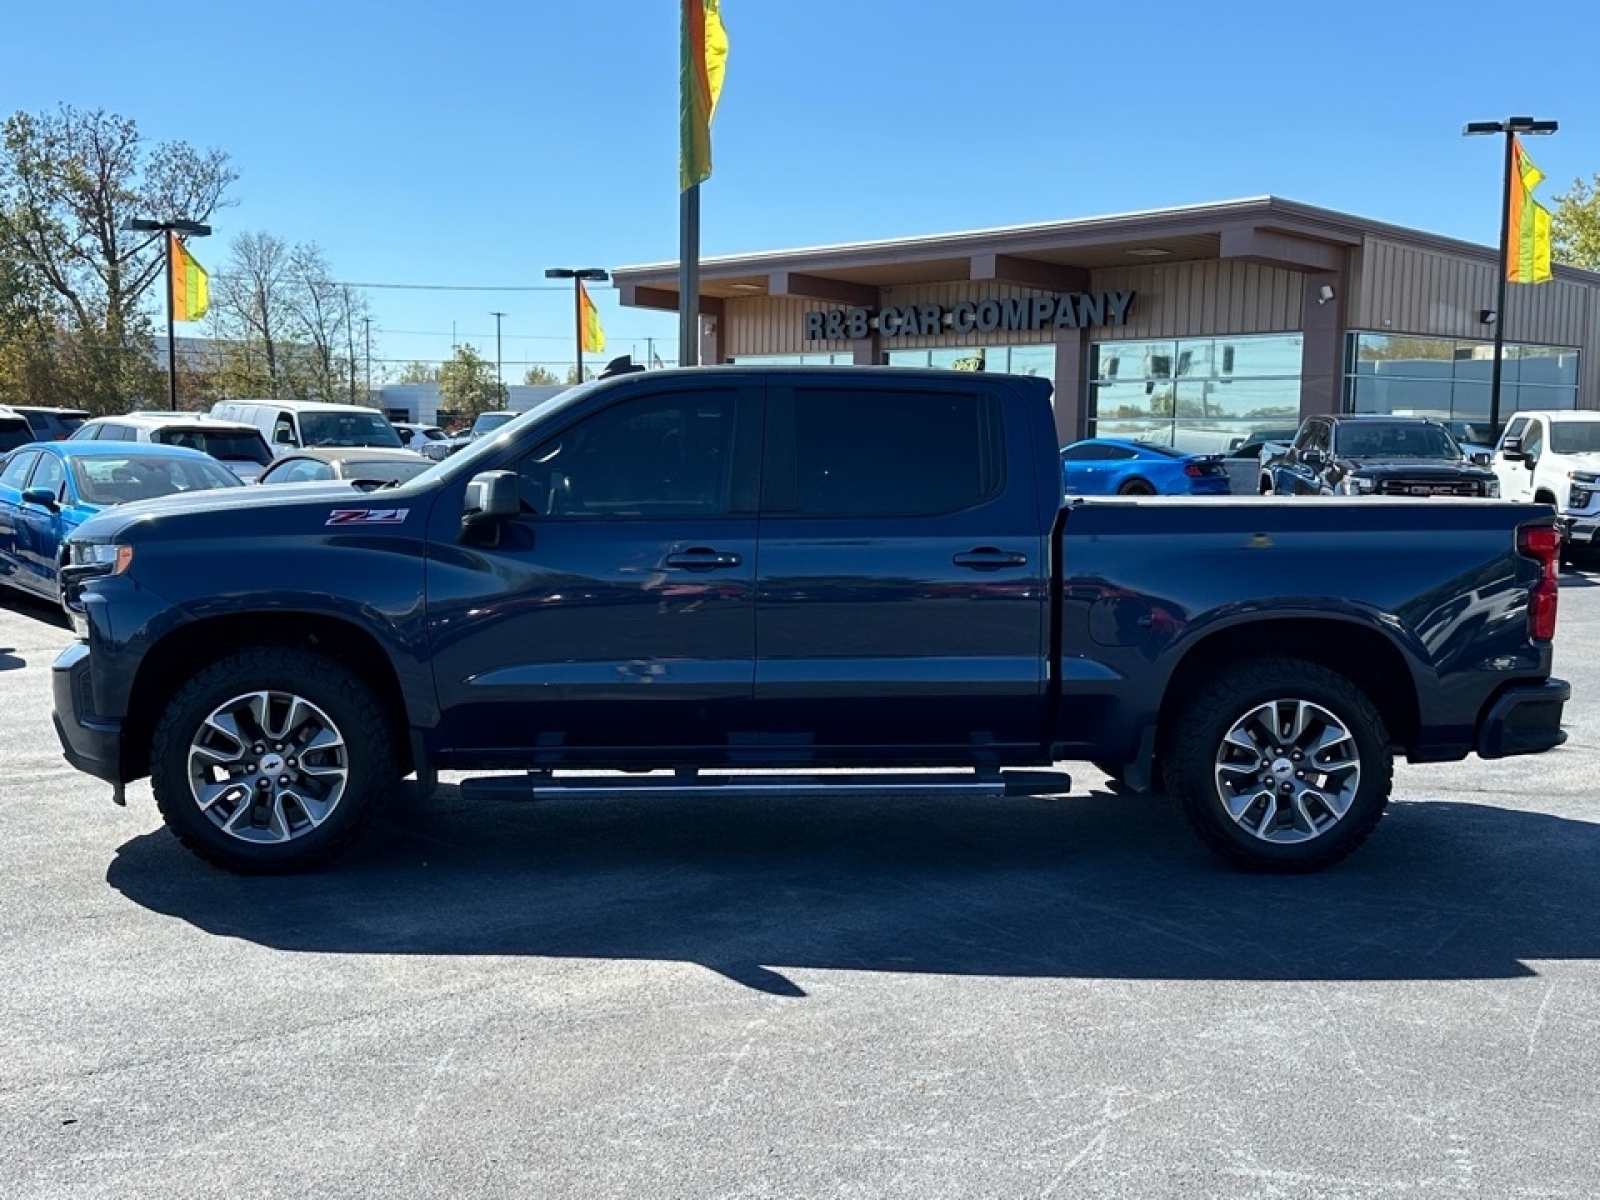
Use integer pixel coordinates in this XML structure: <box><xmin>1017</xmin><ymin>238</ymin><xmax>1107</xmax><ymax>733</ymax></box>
<box><xmin>1496</xmin><ymin>416</ymin><xmax>1533</xmax><ymax>502</ymax></box>
<box><xmin>424</xmin><ymin>381</ymin><xmax>764</xmax><ymax>762</ymax></box>
<box><xmin>752</xmin><ymin>378</ymin><xmax>1051</xmax><ymax>759</ymax></box>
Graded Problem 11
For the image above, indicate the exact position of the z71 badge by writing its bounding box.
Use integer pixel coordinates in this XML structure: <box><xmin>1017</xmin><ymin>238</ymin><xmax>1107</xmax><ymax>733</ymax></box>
<box><xmin>325</xmin><ymin>508</ymin><xmax>410</xmax><ymax>526</ymax></box>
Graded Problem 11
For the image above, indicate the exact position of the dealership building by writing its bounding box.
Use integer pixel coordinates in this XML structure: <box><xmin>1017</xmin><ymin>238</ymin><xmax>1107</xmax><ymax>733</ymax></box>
<box><xmin>613</xmin><ymin>196</ymin><xmax>1600</xmax><ymax>451</ymax></box>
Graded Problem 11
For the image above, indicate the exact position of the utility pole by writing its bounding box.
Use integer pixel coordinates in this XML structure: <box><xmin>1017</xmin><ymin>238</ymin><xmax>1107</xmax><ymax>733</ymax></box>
<box><xmin>489</xmin><ymin>311</ymin><xmax>506</xmax><ymax>406</ymax></box>
<box><xmin>344</xmin><ymin>287</ymin><xmax>357</xmax><ymax>404</ymax></box>
<box><xmin>363</xmin><ymin>316</ymin><xmax>373</xmax><ymax>402</ymax></box>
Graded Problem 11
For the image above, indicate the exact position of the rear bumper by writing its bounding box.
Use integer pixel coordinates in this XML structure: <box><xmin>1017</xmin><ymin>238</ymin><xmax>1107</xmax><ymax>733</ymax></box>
<box><xmin>1476</xmin><ymin>677</ymin><xmax>1570</xmax><ymax>759</ymax></box>
<box><xmin>52</xmin><ymin>640</ymin><xmax>125</xmax><ymax>785</ymax></box>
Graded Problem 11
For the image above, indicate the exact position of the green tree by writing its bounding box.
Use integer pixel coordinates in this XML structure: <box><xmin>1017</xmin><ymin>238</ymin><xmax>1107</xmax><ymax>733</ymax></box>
<box><xmin>0</xmin><ymin>106</ymin><xmax>236</xmax><ymax>412</ymax></box>
<box><xmin>523</xmin><ymin>364</ymin><xmax>560</xmax><ymax>385</ymax></box>
<box><xmin>437</xmin><ymin>344</ymin><xmax>505</xmax><ymax>421</ymax></box>
<box><xmin>1552</xmin><ymin>175</ymin><xmax>1600</xmax><ymax>270</ymax></box>
<box><xmin>396</xmin><ymin>361</ymin><xmax>438</xmax><ymax>384</ymax></box>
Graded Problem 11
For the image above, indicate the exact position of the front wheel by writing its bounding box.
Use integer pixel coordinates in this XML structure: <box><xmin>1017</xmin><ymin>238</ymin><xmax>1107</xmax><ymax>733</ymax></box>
<box><xmin>1161</xmin><ymin>657</ymin><xmax>1392</xmax><ymax>872</ymax></box>
<box><xmin>150</xmin><ymin>646</ymin><xmax>398</xmax><ymax>873</ymax></box>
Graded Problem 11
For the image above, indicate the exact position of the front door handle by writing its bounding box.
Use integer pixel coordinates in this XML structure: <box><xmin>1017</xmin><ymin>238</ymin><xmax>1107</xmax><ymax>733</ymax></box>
<box><xmin>665</xmin><ymin>548</ymin><xmax>743</xmax><ymax>570</ymax></box>
<box><xmin>953</xmin><ymin>548</ymin><xmax>1028</xmax><ymax>570</ymax></box>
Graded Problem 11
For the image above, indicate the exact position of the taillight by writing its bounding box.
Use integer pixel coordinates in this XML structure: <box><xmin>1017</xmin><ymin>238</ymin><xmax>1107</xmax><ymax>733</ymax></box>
<box><xmin>1518</xmin><ymin>522</ymin><xmax>1560</xmax><ymax>641</ymax></box>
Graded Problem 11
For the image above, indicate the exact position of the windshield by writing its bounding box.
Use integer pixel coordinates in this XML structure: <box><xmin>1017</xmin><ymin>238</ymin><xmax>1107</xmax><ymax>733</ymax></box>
<box><xmin>298</xmin><ymin>411</ymin><xmax>403</xmax><ymax>448</ymax></box>
<box><xmin>471</xmin><ymin>411</ymin><xmax>516</xmax><ymax>437</ymax></box>
<box><xmin>153</xmin><ymin>427</ymin><xmax>273</xmax><ymax>465</ymax></box>
<box><xmin>403</xmin><ymin>380</ymin><xmax>601</xmax><ymax>490</ymax></box>
<box><xmin>1334</xmin><ymin>423</ymin><xmax>1460</xmax><ymax>460</ymax></box>
<box><xmin>1548</xmin><ymin>420</ymin><xmax>1600</xmax><ymax>455</ymax></box>
<box><xmin>71</xmin><ymin>453</ymin><xmax>245</xmax><ymax>505</ymax></box>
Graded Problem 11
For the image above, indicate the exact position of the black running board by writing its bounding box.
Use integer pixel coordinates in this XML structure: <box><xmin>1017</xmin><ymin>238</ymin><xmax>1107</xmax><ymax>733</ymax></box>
<box><xmin>458</xmin><ymin>768</ymin><xmax>1073</xmax><ymax>803</ymax></box>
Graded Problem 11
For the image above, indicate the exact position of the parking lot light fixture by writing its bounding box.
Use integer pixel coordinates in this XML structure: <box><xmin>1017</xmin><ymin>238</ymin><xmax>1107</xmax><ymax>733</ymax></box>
<box><xmin>545</xmin><ymin>268</ymin><xmax>610</xmax><ymax>382</ymax></box>
<box><xmin>1463</xmin><ymin>116</ymin><xmax>1558</xmax><ymax>436</ymax></box>
<box><xmin>121</xmin><ymin>217</ymin><xmax>214</xmax><ymax>411</ymax></box>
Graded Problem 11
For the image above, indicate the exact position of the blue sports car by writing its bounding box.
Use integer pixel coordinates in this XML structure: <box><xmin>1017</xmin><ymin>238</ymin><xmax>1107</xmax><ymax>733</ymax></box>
<box><xmin>0</xmin><ymin>441</ymin><xmax>242</xmax><ymax>602</ymax></box>
<box><xmin>1061</xmin><ymin>438</ymin><xmax>1232</xmax><ymax>496</ymax></box>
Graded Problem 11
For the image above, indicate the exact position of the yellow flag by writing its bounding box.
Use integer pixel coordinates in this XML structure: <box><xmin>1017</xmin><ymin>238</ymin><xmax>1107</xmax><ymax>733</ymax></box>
<box><xmin>170</xmin><ymin>233</ymin><xmax>210</xmax><ymax>321</ymax></box>
<box><xmin>579</xmin><ymin>280</ymin><xmax>605</xmax><ymax>354</ymax></box>
<box><xmin>1508</xmin><ymin>137</ymin><xmax>1553</xmax><ymax>284</ymax></box>
<box><xmin>680</xmin><ymin>0</ymin><xmax>729</xmax><ymax>191</ymax></box>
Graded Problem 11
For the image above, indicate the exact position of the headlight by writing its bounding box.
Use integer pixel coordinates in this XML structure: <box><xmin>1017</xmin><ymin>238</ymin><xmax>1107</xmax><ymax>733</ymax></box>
<box><xmin>1485</xmin><ymin>478</ymin><xmax>1501</xmax><ymax>498</ymax></box>
<box><xmin>1337</xmin><ymin>477</ymin><xmax>1376</xmax><ymax>495</ymax></box>
<box><xmin>69</xmin><ymin>542</ymin><xmax>134</xmax><ymax>574</ymax></box>
<box><xmin>1572</xmin><ymin>485</ymin><xmax>1595</xmax><ymax>510</ymax></box>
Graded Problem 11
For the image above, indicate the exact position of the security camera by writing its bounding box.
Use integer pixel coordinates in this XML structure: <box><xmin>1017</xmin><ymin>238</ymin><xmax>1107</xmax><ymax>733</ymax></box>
<box><xmin>1317</xmin><ymin>284</ymin><xmax>1335</xmax><ymax>304</ymax></box>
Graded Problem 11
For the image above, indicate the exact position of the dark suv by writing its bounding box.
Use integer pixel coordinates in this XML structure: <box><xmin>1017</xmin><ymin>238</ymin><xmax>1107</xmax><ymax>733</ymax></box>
<box><xmin>10</xmin><ymin>406</ymin><xmax>90</xmax><ymax>442</ymax></box>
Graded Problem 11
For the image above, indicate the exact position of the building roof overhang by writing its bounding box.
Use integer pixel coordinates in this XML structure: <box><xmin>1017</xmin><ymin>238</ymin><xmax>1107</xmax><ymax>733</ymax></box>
<box><xmin>612</xmin><ymin>195</ymin><xmax>1600</xmax><ymax>313</ymax></box>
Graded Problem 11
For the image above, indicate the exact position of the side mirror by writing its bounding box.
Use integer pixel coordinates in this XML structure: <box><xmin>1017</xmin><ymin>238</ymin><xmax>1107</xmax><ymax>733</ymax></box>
<box><xmin>21</xmin><ymin>486</ymin><xmax>59</xmax><ymax>511</ymax></box>
<box><xmin>1499</xmin><ymin>437</ymin><xmax>1525</xmax><ymax>462</ymax></box>
<box><xmin>1470</xmin><ymin>451</ymin><xmax>1492</xmax><ymax>467</ymax></box>
<box><xmin>463</xmin><ymin>470</ymin><xmax>519</xmax><ymax>523</ymax></box>
<box><xmin>274</xmin><ymin>428</ymin><xmax>298</xmax><ymax>446</ymax></box>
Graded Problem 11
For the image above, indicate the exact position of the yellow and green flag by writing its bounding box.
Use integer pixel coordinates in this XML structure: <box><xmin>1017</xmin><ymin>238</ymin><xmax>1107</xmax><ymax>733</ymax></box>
<box><xmin>170</xmin><ymin>233</ymin><xmax>210</xmax><ymax>321</ymax></box>
<box><xmin>680</xmin><ymin>0</ymin><xmax>729</xmax><ymax>192</ymax></box>
<box><xmin>579</xmin><ymin>280</ymin><xmax>605</xmax><ymax>354</ymax></box>
<box><xmin>1508</xmin><ymin>136</ymin><xmax>1553</xmax><ymax>285</ymax></box>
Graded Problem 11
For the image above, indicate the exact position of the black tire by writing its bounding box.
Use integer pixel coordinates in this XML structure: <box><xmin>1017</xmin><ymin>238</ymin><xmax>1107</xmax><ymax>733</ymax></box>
<box><xmin>1161</xmin><ymin>657</ymin><xmax>1392</xmax><ymax>873</ymax></box>
<box><xmin>1118</xmin><ymin>478</ymin><xmax>1157</xmax><ymax>496</ymax></box>
<box><xmin>150</xmin><ymin>646</ymin><xmax>398</xmax><ymax>874</ymax></box>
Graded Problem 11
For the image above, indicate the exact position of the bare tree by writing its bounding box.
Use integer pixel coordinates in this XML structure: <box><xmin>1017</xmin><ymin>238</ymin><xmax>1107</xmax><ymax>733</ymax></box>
<box><xmin>0</xmin><ymin>106</ymin><xmax>235</xmax><ymax>411</ymax></box>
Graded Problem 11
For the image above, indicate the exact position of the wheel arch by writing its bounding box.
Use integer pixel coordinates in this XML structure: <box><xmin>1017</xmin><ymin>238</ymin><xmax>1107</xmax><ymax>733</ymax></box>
<box><xmin>122</xmin><ymin>612</ymin><xmax>414</xmax><ymax>782</ymax></box>
<box><xmin>1156</xmin><ymin>617</ymin><xmax>1420</xmax><ymax>756</ymax></box>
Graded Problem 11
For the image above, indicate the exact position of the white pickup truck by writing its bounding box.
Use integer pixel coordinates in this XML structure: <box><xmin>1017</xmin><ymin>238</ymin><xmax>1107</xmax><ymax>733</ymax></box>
<box><xmin>1493</xmin><ymin>410</ymin><xmax>1600</xmax><ymax>559</ymax></box>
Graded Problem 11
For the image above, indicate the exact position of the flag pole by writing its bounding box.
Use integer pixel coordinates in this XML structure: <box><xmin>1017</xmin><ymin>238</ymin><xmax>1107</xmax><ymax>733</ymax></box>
<box><xmin>165</xmin><ymin>232</ymin><xmax>178</xmax><ymax>411</ymax></box>
<box><xmin>679</xmin><ymin>184</ymin><xmax>700</xmax><ymax>368</ymax></box>
<box><xmin>1488</xmin><ymin>130</ymin><xmax>1515</xmax><ymax>438</ymax></box>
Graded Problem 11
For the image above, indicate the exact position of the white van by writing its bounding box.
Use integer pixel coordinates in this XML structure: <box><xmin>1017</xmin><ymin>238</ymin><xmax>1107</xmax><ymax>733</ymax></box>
<box><xmin>211</xmin><ymin>399</ymin><xmax>405</xmax><ymax>456</ymax></box>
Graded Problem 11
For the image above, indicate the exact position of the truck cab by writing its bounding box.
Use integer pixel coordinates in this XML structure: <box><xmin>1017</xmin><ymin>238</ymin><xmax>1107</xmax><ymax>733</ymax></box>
<box><xmin>1493</xmin><ymin>411</ymin><xmax>1600</xmax><ymax>556</ymax></box>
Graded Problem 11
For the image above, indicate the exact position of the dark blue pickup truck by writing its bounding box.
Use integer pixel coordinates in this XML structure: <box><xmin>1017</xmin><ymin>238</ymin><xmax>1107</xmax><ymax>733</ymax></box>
<box><xmin>52</xmin><ymin>367</ymin><xmax>1569</xmax><ymax>874</ymax></box>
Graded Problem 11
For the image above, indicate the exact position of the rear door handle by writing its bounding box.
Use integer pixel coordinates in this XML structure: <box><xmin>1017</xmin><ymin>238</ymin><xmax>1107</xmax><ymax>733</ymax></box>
<box><xmin>953</xmin><ymin>548</ymin><xmax>1028</xmax><ymax>570</ymax></box>
<box><xmin>665</xmin><ymin>548</ymin><xmax>743</xmax><ymax>570</ymax></box>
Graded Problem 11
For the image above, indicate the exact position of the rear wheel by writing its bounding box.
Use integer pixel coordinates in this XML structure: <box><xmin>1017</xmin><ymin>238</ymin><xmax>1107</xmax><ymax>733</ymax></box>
<box><xmin>150</xmin><ymin>646</ymin><xmax>398</xmax><ymax>873</ymax></box>
<box><xmin>1118</xmin><ymin>478</ymin><xmax>1157</xmax><ymax>496</ymax></box>
<box><xmin>1162</xmin><ymin>657</ymin><xmax>1392</xmax><ymax>872</ymax></box>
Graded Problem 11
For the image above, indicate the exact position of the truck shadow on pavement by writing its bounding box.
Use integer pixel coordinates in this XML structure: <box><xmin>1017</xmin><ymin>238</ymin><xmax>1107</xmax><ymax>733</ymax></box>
<box><xmin>106</xmin><ymin>783</ymin><xmax>1600</xmax><ymax>994</ymax></box>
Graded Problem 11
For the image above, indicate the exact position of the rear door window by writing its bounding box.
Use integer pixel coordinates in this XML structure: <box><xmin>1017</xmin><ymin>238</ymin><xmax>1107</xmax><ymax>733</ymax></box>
<box><xmin>0</xmin><ymin>451</ymin><xmax>40</xmax><ymax>489</ymax></box>
<box><xmin>769</xmin><ymin>387</ymin><xmax>1004</xmax><ymax>517</ymax></box>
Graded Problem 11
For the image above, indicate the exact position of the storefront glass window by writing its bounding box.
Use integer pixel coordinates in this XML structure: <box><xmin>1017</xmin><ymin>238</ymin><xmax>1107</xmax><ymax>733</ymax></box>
<box><xmin>887</xmin><ymin>345</ymin><xmax>1057</xmax><ymax>378</ymax></box>
<box><xmin>1343</xmin><ymin>332</ymin><xmax>1578</xmax><ymax>435</ymax></box>
<box><xmin>1088</xmin><ymin>333</ymin><xmax>1303</xmax><ymax>453</ymax></box>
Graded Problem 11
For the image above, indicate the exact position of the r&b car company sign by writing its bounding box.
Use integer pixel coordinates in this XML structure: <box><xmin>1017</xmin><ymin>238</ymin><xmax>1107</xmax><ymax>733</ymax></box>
<box><xmin>804</xmin><ymin>290</ymin><xmax>1136</xmax><ymax>342</ymax></box>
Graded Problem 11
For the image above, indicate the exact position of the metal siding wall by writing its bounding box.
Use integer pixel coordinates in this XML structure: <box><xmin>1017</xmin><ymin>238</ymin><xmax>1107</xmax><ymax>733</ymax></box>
<box><xmin>726</xmin><ymin>295</ymin><xmax>851</xmax><ymax>357</ymax></box>
<box><xmin>1088</xmin><ymin>260</ymin><xmax>1302</xmax><ymax>341</ymax></box>
<box><xmin>1353</xmin><ymin>237</ymin><xmax>1592</xmax><ymax>347</ymax></box>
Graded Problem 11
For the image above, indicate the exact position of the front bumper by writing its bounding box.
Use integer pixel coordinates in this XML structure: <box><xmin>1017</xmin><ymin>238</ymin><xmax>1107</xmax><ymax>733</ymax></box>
<box><xmin>1561</xmin><ymin>515</ymin><xmax>1600</xmax><ymax>546</ymax></box>
<box><xmin>52</xmin><ymin>640</ymin><xmax>126</xmax><ymax>786</ymax></box>
<box><xmin>1476</xmin><ymin>677</ymin><xmax>1570</xmax><ymax>759</ymax></box>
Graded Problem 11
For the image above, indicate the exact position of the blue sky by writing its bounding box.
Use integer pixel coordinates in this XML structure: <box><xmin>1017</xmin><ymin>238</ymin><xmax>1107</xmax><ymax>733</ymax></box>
<box><xmin>5</xmin><ymin>0</ymin><xmax>1598</xmax><ymax>380</ymax></box>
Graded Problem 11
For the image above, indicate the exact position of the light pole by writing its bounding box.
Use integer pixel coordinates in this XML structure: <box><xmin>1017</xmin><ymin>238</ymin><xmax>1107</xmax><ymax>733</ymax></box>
<box><xmin>544</xmin><ymin>267</ymin><xmax>609</xmax><ymax>382</ymax></box>
<box><xmin>1463</xmin><ymin>116</ymin><xmax>1558</xmax><ymax>436</ymax></box>
<box><xmin>489</xmin><ymin>310</ymin><xmax>506</xmax><ymax>405</ymax></box>
<box><xmin>123</xmin><ymin>217</ymin><xmax>211</xmax><ymax>411</ymax></box>
<box><xmin>363</xmin><ymin>316</ymin><xmax>372</xmax><ymax>400</ymax></box>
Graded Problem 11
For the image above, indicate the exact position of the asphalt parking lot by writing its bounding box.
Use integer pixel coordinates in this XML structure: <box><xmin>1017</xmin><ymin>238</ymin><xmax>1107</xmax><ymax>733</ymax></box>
<box><xmin>2</xmin><ymin>575</ymin><xmax>1598</xmax><ymax>1199</ymax></box>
